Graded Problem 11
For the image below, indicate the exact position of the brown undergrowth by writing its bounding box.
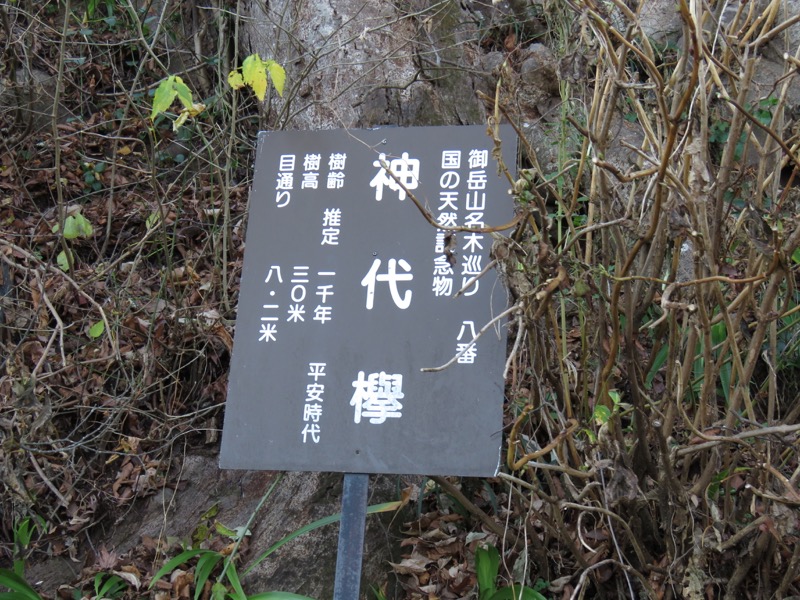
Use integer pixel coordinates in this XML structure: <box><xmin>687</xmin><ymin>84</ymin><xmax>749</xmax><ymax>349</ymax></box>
<box><xmin>1</xmin><ymin>0</ymin><xmax>252</xmax><ymax>564</ymax></box>
<box><xmin>416</xmin><ymin>0</ymin><xmax>800</xmax><ymax>597</ymax></box>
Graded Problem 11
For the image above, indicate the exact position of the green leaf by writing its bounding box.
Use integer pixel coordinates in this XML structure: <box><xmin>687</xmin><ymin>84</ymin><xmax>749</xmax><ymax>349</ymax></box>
<box><xmin>475</xmin><ymin>545</ymin><xmax>500</xmax><ymax>600</ymax></box>
<box><xmin>210</xmin><ymin>582</ymin><xmax>227</xmax><ymax>600</ymax></box>
<box><xmin>194</xmin><ymin>552</ymin><xmax>224</xmax><ymax>600</ymax></box>
<box><xmin>792</xmin><ymin>247</ymin><xmax>800</xmax><ymax>265</ymax></box>
<box><xmin>151</xmin><ymin>77</ymin><xmax>178</xmax><ymax>119</ymax></box>
<box><xmin>266</xmin><ymin>60</ymin><xmax>286</xmax><ymax>97</ymax></box>
<box><xmin>592</xmin><ymin>404</ymin><xmax>611</xmax><ymax>425</ymax></box>
<box><xmin>214</xmin><ymin>522</ymin><xmax>238</xmax><ymax>539</ymax></box>
<box><xmin>146</xmin><ymin>212</ymin><xmax>161</xmax><ymax>229</ymax></box>
<box><xmin>711</xmin><ymin>321</ymin><xmax>732</xmax><ymax>403</ymax></box>
<box><xmin>223</xmin><ymin>562</ymin><xmax>246</xmax><ymax>600</ymax></box>
<box><xmin>645</xmin><ymin>343</ymin><xmax>668</xmax><ymax>387</ymax></box>
<box><xmin>88</xmin><ymin>321</ymin><xmax>105</xmax><ymax>339</ymax></box>
<box><xmin>63</xmin><ymin>214</ymin><xmax>93</xmax><ymax>239</ymax></box>
<box><xmin>14</xmin><ymin>517</ymin><xmax>43</xmax><ymax>550</ymax></box>
<box><xmin>171</xmin><ymin>77</ymin><xmax>194</xmax><ymax>110</ymax></box>
<box><xmin>57</xmin><ymin>250</ymin><xmax>72</xmax><ymax>272</ymax></box>
<box><xmin>0</xmin><ymin>593</ymin><xmax>39</xmax><ymax>600</ymax></box>
<box><xmin>487</xmin><ymin>587</ymin><xmax>547</xmax><ymax>600</ymax></box>
<box><xmin>173</xmin><ymin>110</ymin><xmax>189</xmax><ymax>132</ymax></box>
<box><xmin>200</xmin><ymin>503</ymin><xmax>220</xmax><ymax>521</ymax></box>
<box><xmin>241</xmin><ymin>54</ymin><xmax>260</xmax><ymax>85</ymax></box>
<box><xmin>0</xmin><ymin>569</ymin><xmax>42</xmax><ymax>600</ymax></box>
<box><xmin>94</xmin><ymin>573</ymin><xmax>126</xmax><ymax>599</ymax></box>
<box><xmin>148</xmin><ymin>549</ymin><xmax>210</xmax><ymax>588</ymax></box>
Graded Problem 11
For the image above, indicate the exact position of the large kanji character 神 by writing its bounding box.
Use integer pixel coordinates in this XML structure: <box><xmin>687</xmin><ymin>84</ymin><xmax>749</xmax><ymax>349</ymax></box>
<box><xmin>369</xmin><ymin>152</ymin><xmax>420</xmax><ymax>201</ymax></box>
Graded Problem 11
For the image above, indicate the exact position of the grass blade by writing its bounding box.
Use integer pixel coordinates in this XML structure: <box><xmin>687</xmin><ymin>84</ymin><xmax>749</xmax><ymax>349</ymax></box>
<box><xmin>242</xmin><ymin>501</ymin><xmax>401</xmax><ymax>576</ymax></box>
<box><xmin>149</xmin><ymin>549</ymin><xmax>209</xmax><ymax>588</ymax></box>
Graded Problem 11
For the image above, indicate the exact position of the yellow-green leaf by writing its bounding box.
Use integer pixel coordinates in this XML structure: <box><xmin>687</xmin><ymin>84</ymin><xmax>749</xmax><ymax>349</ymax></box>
<box><xmin>151</xmin><ymin>77</ymin><xmax>178</xmax><ymax>119</ymax></box>
<box><xmin>593</xmin><ymin>404</ymin><xmax>611</xmax><ymax>425</ymax></box>
<box><xmin>241</xmin><ymin>54</ymin><xmax>261</xmax><ymax>86</ymax></box>
<box><xmin>187</xmin><ymin>102</ymin><xmax>206</xmax><ymax>117</ymax></box>
<box><xmin>210</xmin><ymin>582</ymin><xmax>227</xmax><ymax>600</ymax></box>
<box><xmin>88</xmin><ymin>321</ymin><xmax>105</xmax><ymax>339</ymax></box>
<box><xmin>173</xmin><ymin>110</ymin><xmax>190</xmax><ymax>132</ymax></box>
<box><xmin>172</xmin><ymin>76</ymin><xmax>194</xmax><ymax>110</ymax></box>
<box><xmin>227</xmin><ymin>70</ymin><xmax>245</xmax><ymax>89</ymax></box>
<box><xmin>242</xmin><ymin>54</ymin><xmax>268</xmax><ymax>101</ymax></box>
<box><xmin>266</xmin><ymin>60</ymin><xmax>286</xmax><ymax>97</ymax></box>
<box><xmin>250</xmin><ymin>72</ymin><xmax>268</xmax><ymax>101</ymax></box>
<box><xmin>63</xmin><ymin>213</ymin><xmax>93</xmax><ymax>239</ymax></box>
<box><xmin>214</xmin><ymin>522</ymin><xmax>237</xmax><ymax>538</ymax></box>
<box><xmin>57</xmin><ymin>250</ymin><xmax>72</xmax><ymax>272</ymax></box>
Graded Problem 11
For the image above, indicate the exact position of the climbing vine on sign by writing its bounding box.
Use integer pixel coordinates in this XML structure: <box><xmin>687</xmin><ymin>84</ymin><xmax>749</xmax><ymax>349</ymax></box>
<box><xmin>227</xmin><ymin>54</ymin><xmax>285</xmax><ymax>100</ymax></box>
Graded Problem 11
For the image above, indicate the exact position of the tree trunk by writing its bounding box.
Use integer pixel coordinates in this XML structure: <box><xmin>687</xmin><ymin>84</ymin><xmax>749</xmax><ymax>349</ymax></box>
<box><xmin>243</xmin><ymin>0</ymin><xmax>493</xmax><ymax>130</ymax></box>
<box><xmin>237</xmin><ymin>1</ymin><xmax>506</xmax><ymax>597</ymax></box>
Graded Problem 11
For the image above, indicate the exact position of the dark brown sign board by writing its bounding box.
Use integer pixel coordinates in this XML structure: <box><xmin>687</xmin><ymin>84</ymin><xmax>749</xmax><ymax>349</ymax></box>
<box><xmin>220</xmin><ymin>125</ymin><xmax>517</xmax><ymax>477</ymax></box>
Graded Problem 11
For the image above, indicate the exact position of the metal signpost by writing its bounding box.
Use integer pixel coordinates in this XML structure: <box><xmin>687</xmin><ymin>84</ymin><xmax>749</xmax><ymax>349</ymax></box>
<box><xmin>221</xmin><ymin>125</ymin><xmax>517</xmax><ymax>598</ymax></box>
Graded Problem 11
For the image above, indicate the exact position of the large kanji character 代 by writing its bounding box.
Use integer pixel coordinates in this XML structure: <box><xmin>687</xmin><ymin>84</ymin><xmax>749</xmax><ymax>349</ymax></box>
<box><xmin>361</xmin><ymin>258</ymin><xmax>413</xmax><ymax>310</ymax></box>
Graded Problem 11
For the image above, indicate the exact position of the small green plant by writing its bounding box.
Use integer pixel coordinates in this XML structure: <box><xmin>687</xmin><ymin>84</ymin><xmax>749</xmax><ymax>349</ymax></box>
<box><xmin>51</xmin><ymin>210</ymin><xmax>94</xmax><ymax>272</ymax></box>
<box><xmin>1</xmin><ymin>517</ymin><xmax>46</xmax><ymax>600</ymax></box>
<box><xmin>92</xmin><ymin>573</ymin><xmax>128</xmax><ymax>600</ymax></box>
<box><xmin>227</xmin><ymin>54</ymin><xmax>285</xmax><ymax>101</ymax></box>
<box><xmin>370</xmin><ymin>584</ymin><xmax>388</xmax><ymax>600</ymax></box>
<box><xmin>81</xmin><ymin>0</ymin><xmax>122</xmax><ymax>32</ymax></box>
<box><xmin>475</xmin><ymin>545</ymin><xmax>548</xmax><ymax>600</ymax></box>
<box><xmin>585</xmin><ymin>390</ymin><xmax>632</xmax><ymax>443</ymax></box>
<box><xmin>0</xmin><ymin>569</ymin><xmax>43</xmax><ymax>600</ymax></box>
<box><xmin>686</xmin><ymin>316</ymin><xmax>734</xmax><ymax>404</ymax></box>
<box><xmin>150</xmin><ymin>54</ymin><xmax>284</xmax><ymax>133</ymax></box>
<box><xmin>707</xmin><ymin>467</ymin><xmax>749</xmax><ymax>501</ymax></box>
<box><xmin>8</xmin><ymin>516</ymin><xmax>45</xmax><ymax>577</ymax></box>
<box><xmin>81</xmin><ymin>161</ymin><xmax>107</xmax><ymax>192</ymax></box>
<box><xmin>150</xmin><ymin>75</ymin><xmax>206</xmax><ymax>132</ymax></box>
<box><xmin>148</xmin><ymin>477</ymin><xmax>401</xmax><ymax>600</ymax></box>
<box><xmin>52</xmin><ymin>212</ymin><xmax>94</xmax><ymax>240</ymax></box>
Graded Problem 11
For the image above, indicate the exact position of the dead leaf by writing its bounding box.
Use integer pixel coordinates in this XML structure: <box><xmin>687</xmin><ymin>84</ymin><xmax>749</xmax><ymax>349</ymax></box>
<box><xmin>96</xmin><ymin>545</ymin><xmax>118</xmax><ymax>570</ymax></box>
<box><xmin>114</xmin><ymin>567</ymin><xmax>142</xmax><ymax>590</ymax></box>
<box><xmin>390</xmin><ymin>552</ymin><xmax>432</xmax><ymax>575</ymax></box>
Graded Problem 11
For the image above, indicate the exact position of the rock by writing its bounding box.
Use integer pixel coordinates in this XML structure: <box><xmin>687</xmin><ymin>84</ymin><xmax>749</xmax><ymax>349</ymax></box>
<box><xmin>20</xmin><ymin>452</ymin><xmax>408</xmax><ymax>599</ymax></box>
<box><xmin>0</xmin><ymin>68</ymin><xmax>64</xmax><ymax>134</ymax></box>
<box><xmin>638</xmin><ymin>0</ymin><xmax>682</xmax><ymax>44</ymax></box>
<box><xmin>519</xmin><ymin>43</ymin><xmax>559</xmax><ymax>96</ymax></box>
<box><xmin>481</xmin><ymin>51</ymin><xmax>506</xmax><ymax>83</ymax></box>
